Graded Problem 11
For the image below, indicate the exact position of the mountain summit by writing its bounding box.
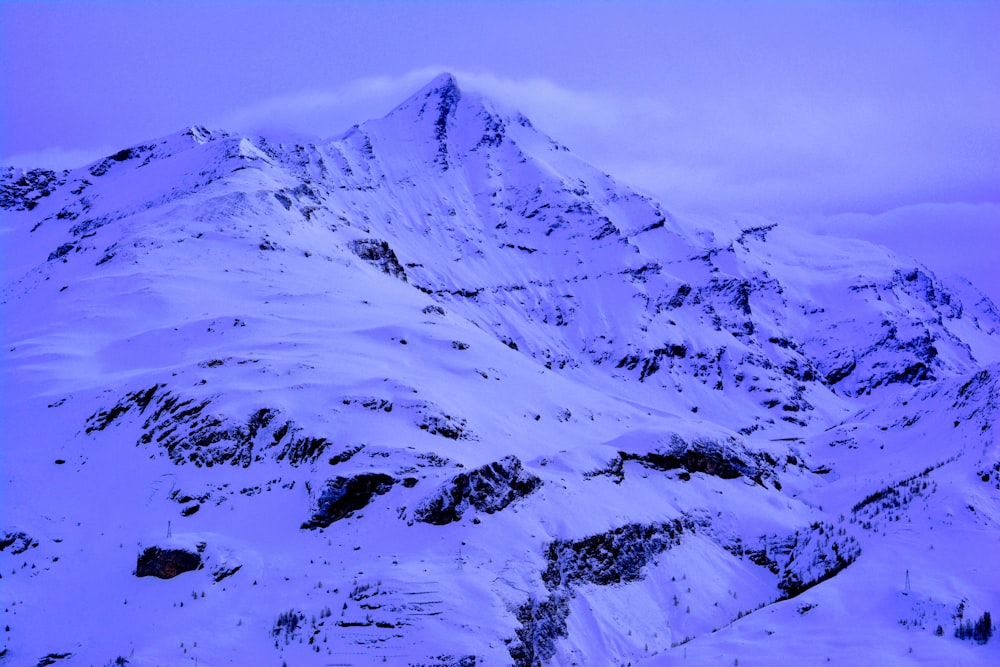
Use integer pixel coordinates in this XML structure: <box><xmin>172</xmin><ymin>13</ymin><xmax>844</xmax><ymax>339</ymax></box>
<box><xmin>2</xmin><ymin>75</ymin><xmax>999</xmax><ymax>666</ymax></box>
<box><xmin>384</xmin><ymin>71</ymin><xmax>464</xmax><ymax>127</ymax></box>
<box><xmin>371</xmin><ymin>71</ymin><xmax>528</xmax><ymax>165</ymax></box>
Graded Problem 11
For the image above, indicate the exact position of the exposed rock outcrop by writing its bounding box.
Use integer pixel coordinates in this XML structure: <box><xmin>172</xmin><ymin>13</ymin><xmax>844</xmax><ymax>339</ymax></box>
<box><xmin>135</xmin><ymin>545</ymin><xmax>203</xmax><ymax>579</ymax></box>
<box><xmin>414</xmin><ymin>456</ymin><xmax>541</xmax><ymax>525</ymax></box>
<box><xmin>349</xmin><ymin>238</ymin><xmax>407</xmax><ymax>281</ymax></box>
<box><xmin>302</xmin><ymin>473</ymin><xmax>397</xmax><ymax>529</ymax></box>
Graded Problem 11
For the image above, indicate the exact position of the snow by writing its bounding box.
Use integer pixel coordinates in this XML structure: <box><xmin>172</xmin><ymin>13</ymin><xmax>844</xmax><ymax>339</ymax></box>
<box><xmin>1</xmin><ymin>74</ymin><xmax>998</xmax><ymax>666</ymax></box>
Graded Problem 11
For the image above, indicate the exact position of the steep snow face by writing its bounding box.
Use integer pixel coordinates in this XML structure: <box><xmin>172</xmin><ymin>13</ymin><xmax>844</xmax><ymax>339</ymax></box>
<box><xmin>2</xmin><ymin>75</ymin><xmax>999</xmax><ymax>667</ymax></box>
<box><xmin>327</xmin><ymin>76</ymin><xmax>997</xmax><ymax>426</ymax></box>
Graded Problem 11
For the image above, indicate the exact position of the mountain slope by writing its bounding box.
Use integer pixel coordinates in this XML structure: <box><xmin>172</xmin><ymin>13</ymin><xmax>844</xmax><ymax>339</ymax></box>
<box><xmin>1</xmin><ymin>73</ymin><xmax>998</xmax><ymax>667</ymax></box>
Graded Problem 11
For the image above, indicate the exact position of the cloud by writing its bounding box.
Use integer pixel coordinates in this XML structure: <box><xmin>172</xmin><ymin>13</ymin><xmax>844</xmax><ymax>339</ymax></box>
<box><xmin>216</xmin><ymin>69</ymin><xmax>696</xmax><ymax>195</ymax></box>
<box><xmin>214</xmin><ymin>69</ymin><xmax>451</xmax><ymax>140</ymax></box>
<box><xmin>1</xmin><ymin>145</ymin><xmax>114</xmax><ymax>171</ymax></box>
<box><xmin>19</xmin><ymin>64</ymin><xmax>995</xmax><ymax>222</ymax></box>
<box><xmin>219</xmin><ymin>67</ymin><xmax>1000</xmax><ymax>219</ymax></box>
<box><xmin>797</xmin><ymin>202</ymin><xmax>1000</xmax><ymax>306</ymax></box>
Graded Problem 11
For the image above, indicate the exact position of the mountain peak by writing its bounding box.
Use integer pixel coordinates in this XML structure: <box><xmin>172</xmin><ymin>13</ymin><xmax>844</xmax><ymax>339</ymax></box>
<box><xmin>364</xmin><ymin>73</ymin><xmax>508</xmax><ymax>171</ymax></box>
<box><xmin>384</xmin><ymin>72</ymin><xmax>464</xmax><ymax>125</ymax></box>
<box><xmin>356</xmin><ymin>73</ymin><xmax>554</xmax><ymax>173</ymax></box>
<box><xmin>425</xmin><ymin>71</ymin><xmax>460</xmax><ymax>94</ymax></box>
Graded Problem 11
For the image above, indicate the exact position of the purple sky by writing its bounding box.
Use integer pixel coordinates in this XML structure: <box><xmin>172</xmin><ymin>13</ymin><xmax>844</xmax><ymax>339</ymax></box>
<box><xmin>2</xmin><ymin>2</ymin><xmax>998</xmax><ymax>296</ymax></box>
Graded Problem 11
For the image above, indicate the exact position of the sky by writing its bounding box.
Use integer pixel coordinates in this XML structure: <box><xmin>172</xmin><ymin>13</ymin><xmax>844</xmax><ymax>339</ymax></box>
<box><xmin>2</xmin><ymin>1</ymin><xmax>998</xmax><ymax>298</ymax></box>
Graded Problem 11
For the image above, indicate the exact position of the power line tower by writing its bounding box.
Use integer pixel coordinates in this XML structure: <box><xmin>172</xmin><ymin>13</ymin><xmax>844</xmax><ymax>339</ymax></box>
<box><xmin>904</xmin><ymin>569</ymin><xmax>911</xmax><ymax>595</ymax></box>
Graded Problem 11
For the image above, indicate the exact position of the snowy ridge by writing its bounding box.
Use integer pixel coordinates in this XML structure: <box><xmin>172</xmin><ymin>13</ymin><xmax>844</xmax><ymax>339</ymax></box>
<box><xmin>1</xmin><ymin>74</ymin><xmax>998</xmax><ymax>666</ymax></box>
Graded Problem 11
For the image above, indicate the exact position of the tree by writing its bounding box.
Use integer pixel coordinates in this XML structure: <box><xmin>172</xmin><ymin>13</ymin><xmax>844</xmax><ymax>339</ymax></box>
<box><xmin>955</xmin><ymin>610</ymin><xmax>993</xmax><ymax>644</ymax></box>
<box><xmin>974</xmin><ymin>611</ymin><xmax>993</xmax><ymax>644</ymax></box>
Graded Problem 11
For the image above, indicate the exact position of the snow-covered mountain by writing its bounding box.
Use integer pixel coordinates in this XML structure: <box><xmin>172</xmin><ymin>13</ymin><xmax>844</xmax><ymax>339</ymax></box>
<box><xmin>2</xmin><ymin>73</ymin><xmax>998</xmax><ymax>666</ymax></box>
